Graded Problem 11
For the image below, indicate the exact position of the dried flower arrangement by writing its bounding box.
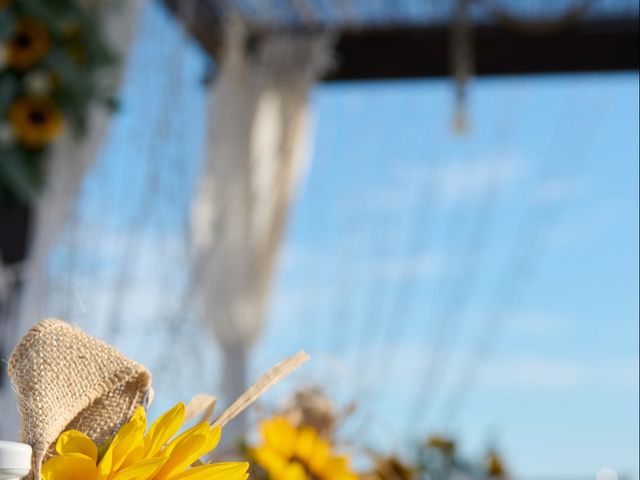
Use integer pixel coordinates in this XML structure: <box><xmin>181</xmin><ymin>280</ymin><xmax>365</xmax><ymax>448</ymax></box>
<box><xmin>3</xmin><ymin>319</ymin><xmax>309</xmax><ymax>480</ymax></box>
<box><xmin>241</xmin><ymin>387</ymin><xmax>358</xmax><ymax>480</ymax></box>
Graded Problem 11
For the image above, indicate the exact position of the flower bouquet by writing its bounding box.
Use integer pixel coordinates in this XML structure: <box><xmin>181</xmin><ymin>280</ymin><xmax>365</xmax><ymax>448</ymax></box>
<box><xmin>0</xmin><ymin>319</ymin><xmax>309</xmax><ymax>480</ymax></box>
<box><xmin>242</xmin><ymin>387</ymin><xmax>359</xmax><ymax>480</ymax></box>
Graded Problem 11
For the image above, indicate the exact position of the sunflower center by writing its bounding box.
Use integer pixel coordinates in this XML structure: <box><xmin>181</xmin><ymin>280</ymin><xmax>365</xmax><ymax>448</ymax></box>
<box><xmin>15</xmin><ymin>33</ymin><xmax>34</xmax><ymax>48</ymax></box>
<box><xmin>28</xmin><ymin>109</ymin><xmax>47</xmax><ymax>125</ymax></box>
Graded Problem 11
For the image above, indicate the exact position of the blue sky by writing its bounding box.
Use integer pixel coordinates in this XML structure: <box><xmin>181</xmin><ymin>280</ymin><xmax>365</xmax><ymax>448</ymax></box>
<box><xmin>256</xmin><ymin>74</ymin><xmax>639</xmax><ymax>478</ymax></box>
<box><xmin>47</xmin><ymin>3</ymin><xmax>639</xmax><ymax>479</ymax></box>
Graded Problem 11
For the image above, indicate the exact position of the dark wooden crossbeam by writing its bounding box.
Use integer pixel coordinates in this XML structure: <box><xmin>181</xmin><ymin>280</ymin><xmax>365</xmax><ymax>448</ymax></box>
<box><xmin>162</xmin><ymin>0</ymin><xmax>639</xmax><ymax>81</ymax></box>
<box><xmin>163</xmin><ymin>0</ymin><xmax>225</xmax><ymax>57</ymax></box>
<box><xmin>325</xmin><ymin>18</ymin><xmax>639</xmax><ymax>81</ymax></box>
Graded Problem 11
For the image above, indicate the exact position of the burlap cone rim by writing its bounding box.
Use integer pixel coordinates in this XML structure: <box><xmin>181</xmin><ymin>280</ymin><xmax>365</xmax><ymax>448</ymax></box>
<box><xmin>8</xmin><ymin>318</ymin><xmax>152</xmax><ymax>479</ymax></box>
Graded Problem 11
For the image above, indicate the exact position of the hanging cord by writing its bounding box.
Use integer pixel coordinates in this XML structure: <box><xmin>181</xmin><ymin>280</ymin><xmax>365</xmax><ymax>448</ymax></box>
<box><xmin>451</xmin><ymin>0</ymin><xmax>474</xmax><ymax>133</ymax></box>
<box><xmin>439</xmin><ymin>91</ymin><xmax>611</xmax><ymax>430</ymax></box>
<box><xmin>404</xmin><ymin>86</ymin><xmax>522</xmax><ymax>433</ymax></box>
<box><xmin>361</xmin><ymin>133</ymin><xmax>445</xmax><ymax>399</ymax></box>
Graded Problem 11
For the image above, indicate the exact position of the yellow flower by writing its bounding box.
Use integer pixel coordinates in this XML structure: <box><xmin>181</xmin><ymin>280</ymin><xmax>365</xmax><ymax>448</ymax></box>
<box><xmin>250</xmin><ymin>416</ymin><xmax>358</xmax><ymax>480</ymax></box>
<box><xmin>7</xmin><ymin>19</ymin><xmax>51</xmax><ymax>70</ymax></box>
<box><xmin>41</xmin><ymin>402</ymin><xmax>249</xmax><ymax>480</ymax></box>
<box><xmin>486</xmin><ymin>451</ymin><xmax>507</xmax><ymax>478</ymax></box>
<box><xmin>9</xmin><ymin>96</ymin><xmax>63</xmax><ymax>148</ymax></box>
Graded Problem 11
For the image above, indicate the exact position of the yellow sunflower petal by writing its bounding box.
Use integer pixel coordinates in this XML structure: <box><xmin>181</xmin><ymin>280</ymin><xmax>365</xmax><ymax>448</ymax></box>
<box><xmin>320</xmin><ymin>455</ymin><xmax>358</xmax><ymax>480</ymax></box>
<box><xmin>152</xmin><ymin>426</ymin><xmax>220</xmax><ymax>480</ymax></box>
<box><xmin>130</xmin><ymin>405</ymin><xmax>148</xmax><ymax>427</ymax></box>
<box><xmin>321</xmin><ymin>454</ymin><xmax>348</xmax><ymax>472</ymax></box>
<box><xmin>261</xmin><ymin>416</ymin><xmax>297</xmax><ymax>459</ymax></box>
<box><xmin>161</xmin><ymin>422</ymin><xmax>203</xmax><ymax>457</ymax></box>
<box><xmin>167</xmin><ymin>462</ymin><xmax>249</xmax><ymax>480</ymax></box>
<box><xmin>162</xmin><ymin>422</ymin><xmax>220</xmax><ymax>457</ymax></box>
<box><xmin>42</xmin><ymin>453</ymin><xmax>98</xmax><ymax>480</ymax></box>
<box><xmin>97</xmin><ymin>445</ymin><xmax>114</xmax><ymax>478</ymax></box>
<box><xmin>110</xmin><ymin>456</ymin><xmax>166</xmax><ymax>480</ymax></box>
<box><xmin>120</xmin><ymin>407</ymin><xmax>148</xmax><ymax>467</ymax></box>
<box><xmin>178</xmin><ymin>425</ymin><xmax>219</xmax><ymax>463</ymax></box>
<box><xmin>250</xmin><ymin>445</ymin><xmax>288</xmax><ymax>476</ymax></box>
<box><xmin>98</xmin><ymin>406</ymin><xmax>147</xmax><ymax>476</ymax></box>
<box><xmin>307</xmin><ymin>437</ymin><xmax>331</xmax><ymax>473</ymax></box>
<box><xmin>55</xmin><ymin>430</ymin><xmax>98</xmax><ymax>464</ymax></box>
<box><xmin>293</xmin><ymin>426</ymin><xmax>317</xmax><ymax>464</ymax></box>
<box><xmin>115</xmin><ymin>416</ymin><xmax>146</xmax><ymax>466</ymax></box>
<box><xmin>144</xmin><ymin>402</ymin><xmax>186</xmax><ymax>457</ymax></box>
<box><xmin>330</xmin><ymin>473</ymin><xmax>360</xmax><ymax>480</ymax></box>
<box><xmin>279</xmin><ymin>461</ymin><xmax>307</xmax><ymax>480</ymax></box>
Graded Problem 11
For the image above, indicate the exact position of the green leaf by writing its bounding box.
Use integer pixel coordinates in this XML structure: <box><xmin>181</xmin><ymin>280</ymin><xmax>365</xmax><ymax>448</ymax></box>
<box><xmin>0</xmin><ymin>0</ymin><xmax>120</xmax><ymax>202</ymax></box>
<box><xmin>0</xmin><ymin>9</ymin><xmax>16</xmax><ymax>39</ymax></box>
<box><xmin>0</xmin><ymin>148</ymin><xmax>42</xmax><ymax>204</ymax></box>
<box><xmin>0</xmin><ymin>72</ymin><xmax>21</xmax><ymax>111</ymax></box>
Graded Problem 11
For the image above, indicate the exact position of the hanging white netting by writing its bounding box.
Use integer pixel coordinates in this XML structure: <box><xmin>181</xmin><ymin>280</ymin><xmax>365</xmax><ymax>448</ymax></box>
<box><xmin>43</xmin><ymin>2</ymin><xmax>221</xmax><ymax>418</ymax></box>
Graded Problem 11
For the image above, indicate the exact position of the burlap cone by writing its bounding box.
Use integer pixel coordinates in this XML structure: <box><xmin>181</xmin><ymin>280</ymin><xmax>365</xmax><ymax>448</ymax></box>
<box><xmin>7</xmin><ymin>319</ymin><xmax>151</xmax><ymax>479</ymax></box>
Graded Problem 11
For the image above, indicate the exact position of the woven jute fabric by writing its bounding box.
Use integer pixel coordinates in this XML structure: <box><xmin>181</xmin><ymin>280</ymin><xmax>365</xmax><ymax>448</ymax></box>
<box><xmin>7</xmin><ymin>318</ymin><xmax>152</xmax><ymax>479</ymax></box>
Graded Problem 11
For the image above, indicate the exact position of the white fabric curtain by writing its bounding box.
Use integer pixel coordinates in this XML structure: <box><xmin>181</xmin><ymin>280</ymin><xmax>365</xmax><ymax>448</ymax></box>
<box><xmin>191</xmin><ymin>20</ymin><xmax>332</xmax><ymax>435</ymax></box>
<box><xmin>0</xmin><ymin>0</ymin><xmax>145</xmax><ymax>440</ymax></box>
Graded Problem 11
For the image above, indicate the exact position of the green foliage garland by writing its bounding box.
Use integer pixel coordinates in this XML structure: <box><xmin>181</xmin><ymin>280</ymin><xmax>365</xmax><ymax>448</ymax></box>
<box><xmin>0</xmin><ymin>0</ymin><xmax>117</xmax><ymax>205</ymax></box>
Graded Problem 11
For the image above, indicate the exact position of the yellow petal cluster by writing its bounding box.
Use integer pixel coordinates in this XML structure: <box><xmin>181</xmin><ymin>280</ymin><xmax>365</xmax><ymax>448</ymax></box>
<box><xmin>42</xmin><ymin>403</ymin><xmax>249</xmax><ymax>480</ymax></box>
<box><xmin>251</xmin><ymin>416</ymin><xmax>358</xmax><ymax>480</ymax></box>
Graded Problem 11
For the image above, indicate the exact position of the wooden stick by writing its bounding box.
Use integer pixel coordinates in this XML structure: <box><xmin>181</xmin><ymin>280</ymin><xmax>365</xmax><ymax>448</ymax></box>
<box><xmin>212</xmin><ymin>351</ymin><xmax>310</xmax><ymax>428</ymax></box>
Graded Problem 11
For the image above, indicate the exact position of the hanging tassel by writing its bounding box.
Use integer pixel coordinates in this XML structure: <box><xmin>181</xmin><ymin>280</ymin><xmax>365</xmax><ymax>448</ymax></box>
<box><xmin>451</xmin><ymin>0</ymin><xmax>473</xmax><ymax>134</ymax></box>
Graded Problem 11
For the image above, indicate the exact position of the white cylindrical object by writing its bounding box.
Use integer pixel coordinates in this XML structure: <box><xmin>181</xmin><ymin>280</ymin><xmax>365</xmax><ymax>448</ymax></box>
<box><xmin>0</xmin><ymin>441</ymin><xmax>31</xmax><ymax>480</ymax></box>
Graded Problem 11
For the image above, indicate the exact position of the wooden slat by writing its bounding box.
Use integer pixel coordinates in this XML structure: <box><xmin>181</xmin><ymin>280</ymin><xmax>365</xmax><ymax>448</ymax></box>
<box><xmin>324</xmin><ymin>18</ymin><xmax>639</xmax><ymax>81</ymax></box>
<box><xmin>163</xmin><ymin>0</ymin><xmax>639</xmax><ymax>80</ymax></box>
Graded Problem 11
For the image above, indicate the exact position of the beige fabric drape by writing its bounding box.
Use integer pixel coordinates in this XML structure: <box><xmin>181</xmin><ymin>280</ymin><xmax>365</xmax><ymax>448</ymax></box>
<box><xmin>191</xmin><ymin>20</ymin><xmax>332</xmax><ymax>436</ymax></box>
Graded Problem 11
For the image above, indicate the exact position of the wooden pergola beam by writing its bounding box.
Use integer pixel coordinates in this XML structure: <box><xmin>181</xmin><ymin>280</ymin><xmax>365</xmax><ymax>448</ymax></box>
<box><xmin>162</xmin><ymin>0</ymin><xmax>638</xmax><ymax>81</ymax></box>
<box><xmin>325</xmin><ymin>18</ymin><xmax>639</xmax><ymax>81</ymax></box>
<box><xmin>163</xmin><ymin>0</ymin><xmax>224</xmax><ymax>57</ymax></box>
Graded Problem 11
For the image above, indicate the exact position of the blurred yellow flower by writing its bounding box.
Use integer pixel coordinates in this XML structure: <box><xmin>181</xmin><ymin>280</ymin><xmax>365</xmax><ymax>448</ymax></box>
<box><xmin>251</xmin><ymin>416</ymin><xmax>358</xmax><ymax>480</ymax></box>
<box><xmin>486</xmin><ymin>451</ymin><xmax>507</xmax><ymax>478</ymax></box>
<box><xmin>41</xmin><ymin>402</ymin><xmax>249</xmax><ymax>480</ymax></box>
<box><xmin>9</xmin><ymin>96</ymin><xmax>63</xmax><ymax>148</ymax></box>
<box><xmin>7</xmin><ymin>19</ymin><xmax>50</xmax><ymax>70</ymax></box>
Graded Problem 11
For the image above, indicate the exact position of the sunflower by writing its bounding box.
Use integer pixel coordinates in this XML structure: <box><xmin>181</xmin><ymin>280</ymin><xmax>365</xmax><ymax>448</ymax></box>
<box><xmin>7</xmin><ymin>19</ymin><xmax>51</xmax><ymax>70</ymax></box>
<box><xmin>42</xmin><ymin>402</ymin><xmax>249</xmax><ymax>480</ymax></box>
<box><xmin>9</xmin><ymin>96</ymin><xmax>63</xmax><ymax>148</ymax></box>
<box><xmin>250</xmin><ymin>416</ymin><xmax>358</xmax><ymax>480</ymax></box>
